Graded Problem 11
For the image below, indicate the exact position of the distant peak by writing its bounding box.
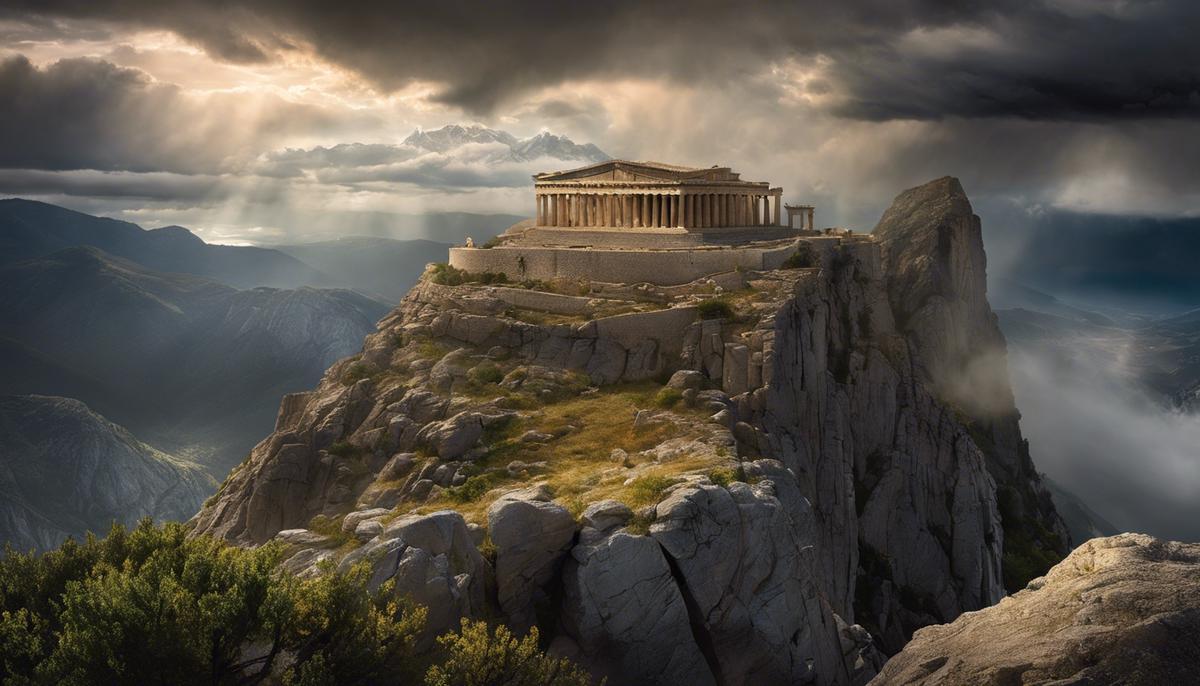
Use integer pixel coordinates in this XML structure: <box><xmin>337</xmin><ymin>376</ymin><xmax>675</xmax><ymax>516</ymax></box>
<box><xmin>148</xmin><ymin>224</ymin><xmax>206</xmax><ymax>245</ymax></box>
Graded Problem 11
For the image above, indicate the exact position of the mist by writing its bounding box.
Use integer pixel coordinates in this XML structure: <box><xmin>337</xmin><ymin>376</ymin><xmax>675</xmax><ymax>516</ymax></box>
<box><xmin>1008</xmin><ymin>339</ymin><xmax>1200</xmax><ymax>542</ymax></box>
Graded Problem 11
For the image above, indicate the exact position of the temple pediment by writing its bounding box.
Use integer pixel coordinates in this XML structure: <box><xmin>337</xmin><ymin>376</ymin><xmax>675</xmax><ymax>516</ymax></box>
<box><xmin>535</xmin><ymin>160</ymin><xmax>740</xmax><ymax>183</ymax></box>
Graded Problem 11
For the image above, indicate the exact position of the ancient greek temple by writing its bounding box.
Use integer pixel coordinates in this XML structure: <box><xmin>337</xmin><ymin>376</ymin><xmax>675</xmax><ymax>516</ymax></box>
<box><xmin>533</xmin><ymin>160</ymin><xmax>784</xmax><ymax>230</ymax></box>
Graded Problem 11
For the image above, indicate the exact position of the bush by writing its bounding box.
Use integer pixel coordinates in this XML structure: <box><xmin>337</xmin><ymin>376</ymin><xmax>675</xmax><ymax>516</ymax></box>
<box><xmin>781</xmin><ymin>243</ymin><xmax>817</xmax><ymax>269</ymax></box>
<box><xmin>468</xmin><ymin>362</ymin><xmax>504</xmax><ymax>386</ymax></box>
<box><xmin>327</xmin><ymin>441</ymin><xmax>362</xmax><ymax>459</ymax></box>
<box><xmin>628</xmin><ymin>475</ymin><xmax>676</xmax><ymax>507</ymax></box>
<box><xmin>425</xmin><ymin>620</ymin><xmax>593</xmax><ymax>686</ymax></box>
<box><xmin>0</xmin><ymin>520</ymin><xmax>425</xmax><ymax>685</ymax></box>
<box><xmin>696</xmin><ymin>299</ymin><xmax>734</xmax><ymax>320</ymax></box>
<box><xmin>653</xmin><ymin>387</ymin><xmax>683</xmax><ymax>408</ymax></box>
<box><xmin>430</xmin><ymin>263</ymin><xmax>511</xmax><ymax>287</ymax></box>
<box><xmin>343</xmin><ymin>361</ymin><xmax>373</xmax><ymax>385</ymax></box>
<box><xmin>0</xmin><ymin>521</ymin><xmax>597</xmax><ymax>686</ymax></box>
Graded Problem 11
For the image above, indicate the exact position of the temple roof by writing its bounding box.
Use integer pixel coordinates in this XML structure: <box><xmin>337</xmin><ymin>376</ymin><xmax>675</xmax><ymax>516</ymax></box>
<box><xmin>534</xmin><ymin>159</ymin><xmax>748</xmax><ymax>184</ymax></box>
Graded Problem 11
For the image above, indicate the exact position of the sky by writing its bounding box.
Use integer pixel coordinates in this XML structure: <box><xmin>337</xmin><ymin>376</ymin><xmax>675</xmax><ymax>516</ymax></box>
<box><xmin>3</xmin><ymin>0</ymin><xmax>1200</xmax><ymax>251</ymax></box>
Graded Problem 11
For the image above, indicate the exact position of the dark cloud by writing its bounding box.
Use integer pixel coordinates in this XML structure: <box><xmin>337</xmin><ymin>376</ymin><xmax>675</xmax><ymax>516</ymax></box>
<box><xmin>828</xmin><ymin>4</ymin><xmax>1200</xmax><ymax>121</ymax></box>
<box><xmin>2</xmin><ymin>0</ymin><xmax>1033</xmax><ymax>116</ymax></box>
<box><xmin>0</xmin><ymin>54</ymin><xmax>352</xmax><ymax>174</ymax></box>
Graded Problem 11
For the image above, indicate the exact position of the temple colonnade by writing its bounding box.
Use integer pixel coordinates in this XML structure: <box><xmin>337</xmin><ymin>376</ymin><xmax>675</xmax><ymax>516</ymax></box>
<box><xmin>534</xmin><ymin>190</ymin><xmax>783</xmax><ymax>229</ymax></box>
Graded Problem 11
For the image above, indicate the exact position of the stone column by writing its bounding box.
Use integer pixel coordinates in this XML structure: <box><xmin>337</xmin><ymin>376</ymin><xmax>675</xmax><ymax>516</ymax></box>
<box><xmin>685</xmin><ymin>195</ymin><xmax>694</xmax><ymax>228</ymax></box>
<box><xmin>670</xmin><ymin>195</ymin><xmax>678</xmax><ymax>227</ymax></box>
<box><xmin>773</xmin><ymin>193</ymin><xmax>782</xmax><ymax>226</ymax></box>
<box><xmin>660</xmin><ymin>194</ymin><xmax>668</xmax><ymax>227</ymax></box>
<box><xmin>808</xmin><ymin>207</ymin><xmax>815</xmax><ymax>231</ymax></box>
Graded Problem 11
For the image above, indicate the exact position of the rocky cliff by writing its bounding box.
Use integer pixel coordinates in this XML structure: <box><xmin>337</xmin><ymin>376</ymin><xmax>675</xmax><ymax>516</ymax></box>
<box><xmin>873</xmin><ymin>533</ymin><xmax>1200</xmax><ymax>685</ymax></box>
<box><xmin>0</xmin><ymin>395</ymin><xmax>215</xmax><ymax>550</ymax></box>
<box><xmin>191</xmin><ymin>177</ymin><xmax>1067</xmax><ymax>683</ymax></box>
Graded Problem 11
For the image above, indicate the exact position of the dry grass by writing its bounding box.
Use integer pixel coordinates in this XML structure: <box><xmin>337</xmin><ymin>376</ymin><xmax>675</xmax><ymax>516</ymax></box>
<box><xmin>414</xmin><ymin>381</ymin><xmax>727</xmax><ymax>525</ymax></box>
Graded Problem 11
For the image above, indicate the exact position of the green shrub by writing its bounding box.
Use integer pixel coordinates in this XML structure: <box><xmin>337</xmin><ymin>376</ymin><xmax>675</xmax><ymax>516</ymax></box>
<box><xmin>430</xmin><ymin>263</ymin><xmax>467</xmax><ymax>286</ymax></box>
<box><xmin>468</xmin><ymin>362</ymin><xmax>504</xmax><ymax>386</ymax></box>
<box><xmin>343</xmin><ymin>361</ymin><xmax>373</xmax><ymax>385</ymax></box>
<box><xmin>696</xmin><ymin>299</ymin><xmax>734</xmax><ymax>320</ymax></box>
<box><xmin>706</xmin><ymin>465</ymin><xmax>745</xmax><ymax>488</ymax></box>
<box><xmin>628</xmin><ymin>475</ymin><xmax>676</xmax><ymax>506</ymax></box>
<box><xmin>446</xmin><ymin>473</ymin><xmax>506</xmax><ymax>504</ymax></box>
<box><xmin>327</xmin><ymin>441</ymin><xmax>362</xmax><ymax>459</ymax></box>
<box><xmin>0</xmin><ymin>522</ymin><xmax>597</xmax><ymax>686</ymax></box>
<box><xmin>430</xmin><ymin>263</ymin><xmax>510</xmax><ymax>287</ymax></box>
<box><xmin>781</xmin><ymin>244</ymin><xmax>817</xmax><ymax>269</ymax></box>
<box><xmin>425</xmin><ymin>620</ymin><xmax>593</xmax><ymax>686</ymax></box>
<box><xmin>0</xmin><ymin>520</ymin><xmax>426</xmax><ymax>685</ymax></box>
<box><xmin>653</xmin><ymin>387</ymin><xmax>683</xmax><ymax>408</ymax></box>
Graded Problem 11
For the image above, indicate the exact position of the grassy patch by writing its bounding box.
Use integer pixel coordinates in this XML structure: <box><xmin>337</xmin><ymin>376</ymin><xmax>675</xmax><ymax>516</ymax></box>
<box><xmin>342</xmin><ymin>361</ymin><xmax>373</xmax><ymax>385</ymax></box>
<box><xmin>654</xmin><ymin>387</ymin><xmax>683</xmax><ymax>409</ymax></box>
<box><xmin>446</xmin><ymin>472</ymin><xmax>508</xmax><ymax>504</ymax></box>
<box><xmin>467</xmin><ymin>361</ymin><xmax>505</xmax><ymax>386</ymax></box>
<box><xmin>706</xmin><ymin>465</ymin><xmax>744</xmax><ymax>487</ymax></box>
<box><xmin>307</xmin><ymin>514</ymin><xmax>355</xmax><ymax>548</ymax></box>
<box><xmin>696</xmin><ymin>298</ymin><xmax>734</xmax><ymax>320</ymax></box>
<box><xmin>327</xmin><ymin>441</ymin><xmax>364</xmax><ymax>459</ymax></box>
<box><xmin>414</xmin><ymin>381</ymin><xmax>721</xmax><ymax>525</ymax></box>
<box><xmin>627</xmin><ymin>475</ymin><xmax>677</xmax><ymax>507</ymax></box>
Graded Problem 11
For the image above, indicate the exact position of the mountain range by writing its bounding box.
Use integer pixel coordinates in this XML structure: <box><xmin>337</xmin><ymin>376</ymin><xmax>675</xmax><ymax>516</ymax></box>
<box><xmin>0</xmin><ymin>395</ymin><xmax>215</xmax><ymax>551</ymax></box>
<box><xmin>401</xmin><ymin>124</ymin><xmax>609</xmax><ymax>164</ymax></box>
<box><xmin>0</xmin><ymin>245</ymin><xmax>389</xmax><ymax>473</ymax></box>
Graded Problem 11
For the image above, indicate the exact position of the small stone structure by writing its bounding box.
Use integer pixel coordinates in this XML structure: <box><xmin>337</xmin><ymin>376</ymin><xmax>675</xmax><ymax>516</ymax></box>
<box><xmin>449</xmin><ymin>159</ymin><xmax>828</xmax><ymax>286</ymax></box>
<box><xmin>784</xmin><ymin>204</ymin><xmax>815</xmax><ymax>231</ymax></box>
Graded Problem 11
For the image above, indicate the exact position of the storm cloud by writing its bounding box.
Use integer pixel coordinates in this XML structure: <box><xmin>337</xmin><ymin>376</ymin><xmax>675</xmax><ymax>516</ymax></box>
<box><xmin>7</xmin><ymin>0</ymin><xmax>1200</xmax><ymax>119</ymax></box>
<box><xmin>0</xmin><ymin>54</ymin><xmax>355</xmax><ymax>174</ymax></box>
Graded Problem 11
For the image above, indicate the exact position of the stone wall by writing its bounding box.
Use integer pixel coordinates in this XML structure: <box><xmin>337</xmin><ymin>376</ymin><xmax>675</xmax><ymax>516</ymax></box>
<box><xmin>449</xmin><ymin>240</ymin><xmax>803</xmax><ymax>286</ymax></box>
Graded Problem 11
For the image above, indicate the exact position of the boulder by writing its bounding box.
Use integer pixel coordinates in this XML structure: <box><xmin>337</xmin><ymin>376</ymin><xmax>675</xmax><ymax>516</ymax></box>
<box><xmin>418</xmin><ymin>411</ymin><xmax>512</xmax><ymax>460</ymax></box>
<box><xmin>561</xmin><ymin>530</ymin><xmax>716</xmax><ymax>686</ymax></box>
<box><xmin>580</xmin><ymin>500</ymin><xmax>633</xmax><ymax>533</ymax></box>
<box><xmin>487</xmin><ymin>487</ymin><xmax>578</xmax><ymax>631</ymax></box>
<box><xmin>341</xmin><ymin>507</ymin><xmax>391</xmax><ymax>533</ymax></box>
<box><xmin>339</xmin><ymin>510</ymin><xmax>496</xmax><ymax>640</ymax></box>
<box><xmin>650</xmin><ymin>482</ymin><xmax>859</xmax><ymax>685</ymax></box>
<box><xmin>666</xmin><ymin>369</ymin><xmax>704</xmax><ymax>391</ymax></box>
<box><xmin>872</xmin><ymin>534</ymin><xmax>1200</xmax><ymax>685</ymax></box>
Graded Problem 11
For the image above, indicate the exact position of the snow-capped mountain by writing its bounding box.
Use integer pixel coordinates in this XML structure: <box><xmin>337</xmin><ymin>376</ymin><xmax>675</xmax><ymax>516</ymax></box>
<box><xmin>257</xmin><ymin>124</ymin><xmax>609</xmax><ymax>190</ymax></box>
<box><xmin>403</xmin><ymin>124</ymin><xmax>609</xmax><ymax>163</ymax></box>
<box><xmin>401</xmin><ymin>124</ymin><xmax>519</xmax><ymax>153</ymax></box>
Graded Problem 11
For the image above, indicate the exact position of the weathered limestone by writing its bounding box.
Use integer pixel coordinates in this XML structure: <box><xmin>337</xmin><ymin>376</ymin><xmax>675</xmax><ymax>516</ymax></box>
<box><xmin>487</xmin><ymin>486</ymin><xmax>578</xmax><ymax>632</ymax></box>
<box><xmin>873</xmin><ymin>534</ymin><xmax>1200</xmax><ymax>685</ymax></box>
<box><xmin>561</xmin><ymin>531</ymin><xmax>717</xmax><ymax>686</ymax></box>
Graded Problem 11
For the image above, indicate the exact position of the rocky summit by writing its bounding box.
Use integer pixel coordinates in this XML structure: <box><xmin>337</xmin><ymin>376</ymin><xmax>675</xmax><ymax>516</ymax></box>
<box><xmin>873</xmin><ymin>533</ymin><xmax>1200</xmax><ymax>685</ymax></box>
<box><xmin>191</xmin><ymin>177</ymin><xmax>1070</xmax><ymax>684</ymax></box>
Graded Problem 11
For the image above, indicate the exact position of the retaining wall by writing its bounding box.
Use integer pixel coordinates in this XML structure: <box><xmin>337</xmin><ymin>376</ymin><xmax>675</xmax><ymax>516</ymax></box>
<box><xmin>449</xmin><ymin>240</ymin><xmax>802</xmax><ymax>286</ymax></box>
